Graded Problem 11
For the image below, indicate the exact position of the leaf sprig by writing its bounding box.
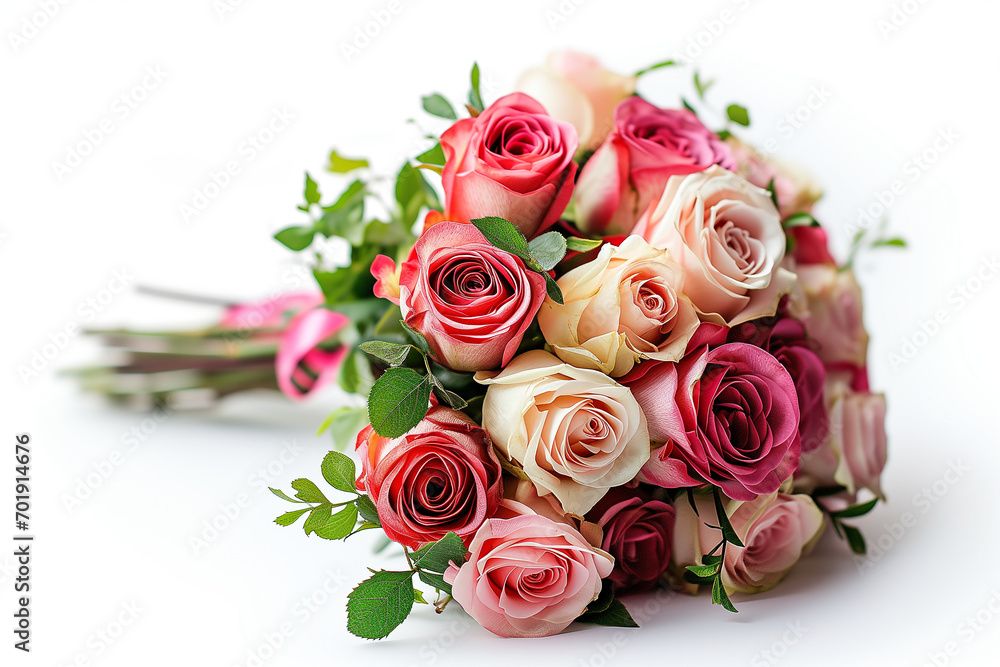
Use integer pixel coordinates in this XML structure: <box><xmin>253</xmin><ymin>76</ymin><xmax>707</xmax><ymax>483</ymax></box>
<box><xmin>682</xmin><ymin>487</ymin><xmax>744</xmax><ymax>613</ymax></box>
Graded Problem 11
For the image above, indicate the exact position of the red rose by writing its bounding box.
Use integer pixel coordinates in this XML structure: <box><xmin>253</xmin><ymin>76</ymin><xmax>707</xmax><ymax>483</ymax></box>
<box><xmin>355</xmin><ymin>405</ymin><xmax>503</xmax><ymax>550</ymax></box>
<box><xmin>440</xmin><ymin>93</ymin><xmax>578</xmax><ymax>239</ymax></box>
<box><xmin>626</xmin><ymin>343</ymin><xmax>801</xmax><ymax>501</ymax></box>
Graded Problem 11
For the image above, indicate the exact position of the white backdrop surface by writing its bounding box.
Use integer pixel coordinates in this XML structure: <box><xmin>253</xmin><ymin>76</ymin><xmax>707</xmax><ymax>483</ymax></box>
<box><xmin>2</xmin><ymin>1</ymin><xmax>1000</xmax><ymax>665</ymax></box>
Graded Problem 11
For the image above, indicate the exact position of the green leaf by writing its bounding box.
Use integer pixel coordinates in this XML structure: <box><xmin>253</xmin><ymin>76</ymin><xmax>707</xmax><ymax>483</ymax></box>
<box><xmin>304</xmin><ymin>172</ymin><xmax>321</xmax><ymax>205</ymax></box>
<box><xmin>347</xmin><ymin>570</ymin><xmax>416</xmax><ymax>640</ymax></box>
<box><xmin>328</xmin><ymin>150</ymin><xmax>369</xmax><ymax>174</ymax></box>
<box><xmin>395</xmin><ymin>162</ymin><xmax>440</xmax><ymax>227</ymax></box>
<box><xmin>686</xmin><ymin>563</ymin><xmax>722</xmax><ymax>579</ymax></box>
<box><xmin>694</xmin><ymin>71</ymin><xmax>715</xmax><ymax>100</ymax></box>
<box><xmin>400</xmin><ymin>320</ymin><xmax>430</xmax><ymax>354</ymax></box>
<box><xmin>339</xmin><ymin>347</ymin><xmax>376</xmax><ymax>396</ymax></box>
<box><xmin>413</xmin><ymin>589</ymin><xmax>429</xmax><ymax>604</ymax></box>
<box><xmin>274</xmin><ymin>507</ymin><xmax>311</xmax><ymax>526</ymax></box>
<box><xmin>303</xmin><ymin>504</ymin><xmax>332</xmax><ymax>536</ymax></box>
<box><xmin>565</xmin><ymin>237</ymin><xmax>603</xmax><ymax>253</ymax></box>
<box><xmin>468</xmin><ymin>216</ymin><xmax>564</xmax><ymax>304</ymax></box>
<box><xmin>681</xmin><ymin>98</ymin><xmax>698</xmax><ymax>116</ymax></box>
<box><xmin>317</xmin><ymin>180</ymin><xmax>367</xmax><ymax>245</ymax></box>
<box><xmin>528</xmin><ymin>232</ymin><xmax>568</xmax><ymax>271</ymax></box>
<box><xmin>421</xmin><ymin>93</ymin><xmax>457</xmax><ymax>120</ymax></box>
<box><xmin>583</xmin><ymin>580</ymin><xmax>614</xmax><ymax>615</ymax></box>
<box><xmin>320</xmin><ymin>450</ymin><xmax>358</xmax><ymax>494</ymax></box>
<box><xmin>318</xmin><ymin>406</ymin><xmax>369</xmax><ymax>450</ymax></box>
<box><xmin>269</xmin><ymin>487</ymin><xmax>301</xmax><ymax>503</ymax></box>
<box><xmin>411</xmin><ymin>532</ymin><xmax>468</xmax><ymax>573</ymax></box>
<box><xmin>417</xmin><ymin>570</ymin><xmax>451</xmax><ymax>595</ymax></box>
<box><xmin>726</xmin><ymin>104</ymin><xmax>750</xmax><ymax>127</ymax></box>
<box><xmin>416</xmin><ymin>142</ymin><xmax>446</xmax><ymax>166</ymax></box>
<box><xmin>635</xmin><ymin>59</ymin><xmax>677</xmax><ymax>77</ymax></box>
<box><xmin>766</xmin><ymin>178</ymin><xmax>781</xmax><ymax>212</ymax></box>
<box><xmin>274</xmin><ymin>226</ymin><xmax>315</xmax><ymax>251</ymax></box>
<box><xmin>833</xmin><ymin>497</ymin><xmax>879</xmax><ymax>519</ymax></box>
<box><xmin>543</xmin><ymin>275</ymin><xmax>564</xmax><ymax>305</ymax></box>
<box><xmin>314</xmin><ymin>504</ymin><xmax>359</xmax><ymax>540</ymax></box>
<box><xmin>872</xmin><ymin>237</ymin><xmax>907</xmax><ymax>248</ymax></box>
<box><xmin>711</xmin><ymin>575</ymin><xmax>738</xmax><ymax>613</ymax></box>
<box><xmin>468</xmin><ymin>62</ymin><xmax>484</xmax><ymax>111</ymax></box>
<box><xmin>356</xmin><ymin>494</ymin><xmax>380</xmax><ymax>526</ymax></box>
<box><xmin>843</xmin><ymin>524</ymin><xmax>867</xmax><ymax>555</ymax></box>
<box><xmin>428</xmin><ymin>372</ymin><xmax>468</xmax><ymax>410</ymax></box>
<box><xmin>714</xmin><ymin>488</ymin><xmax>744</xmax><ymax>548</ymax></box>
<box><xmin>577</xmin><ymin>598</ymin><xmax>639</xmax><ymax>628</ymax></box>
<box><xmin>358</xmin><ymin>341</ymin><xmax>413</xmax><ymax>367</ymax></box>
<box><xmin>367</xmin><ymin>367</ymin><xmax>432</xmax><ymax>438</ymax></box>
<box><xmin>291</xmin><ymin>478</ymin><xmax>329</xmax><ymax>504</ymax></box>
<box><xmin>716</xmin><ymin>129</ymin><xmax>733</xmax><ymax>141</ymax></box>
<box><xmin>783</xmin><ymin>212</ymin><xmax>821</xmax><ymax>229</ymax></box>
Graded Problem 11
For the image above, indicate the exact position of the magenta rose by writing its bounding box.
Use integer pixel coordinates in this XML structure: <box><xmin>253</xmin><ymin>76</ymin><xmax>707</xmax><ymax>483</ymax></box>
<box><xmin>574</xmin><ymin>96</ymin><xmax>736</xmax><ymax>234</ymax></box>
<box><xmin>376</xmin><ymin>221</ymin><xmax>547</xmax><ymax>372</ymax></box>
<box><xmin>587</xmin><ymin>488</ymin><xmax>675</xmax><ymax>592</ymax></box>
<box><xmin>626</xmin><ymin>343</ymin><xmax>801</xmax><ymax>501</ymax></box>
<box><xmin>354</xmin><ymin>405</ymin><xmax>503</xmax><ymax>550</ymax></box>
<box><xmin>729</xmin><ymin>317</ymin><xmax>827</xmax><ymax>453</ymax></box>
<box><xmin>440</xmin><ymin>92</ymin><xmax>578</xmax><ymax>239</ymax></box>
<box><xmin>444</xmin><ymin>499</ymin><xmax>613</xmax><ymax>638</ymax></box>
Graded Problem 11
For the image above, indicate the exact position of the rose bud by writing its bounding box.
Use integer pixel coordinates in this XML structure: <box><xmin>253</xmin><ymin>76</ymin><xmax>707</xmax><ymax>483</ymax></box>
<box><xmin>354</xmin><ymin>405</ymin><xmax>503</xmax><ymax>550</ymax></box>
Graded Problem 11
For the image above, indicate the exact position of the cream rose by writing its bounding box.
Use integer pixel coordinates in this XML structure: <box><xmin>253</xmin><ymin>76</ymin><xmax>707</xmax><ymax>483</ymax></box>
<box><xmin>538</xmin><ymin>236</ymin><xmax>700</xmax><ymax>377</ymax></box>
<box><xmin>632</xmin><ymin>165</ymin><xmax>795</xmax><ymax>325</ymax></box>
<box><xmin>793</xmin><ymin>265</ymin><xmax>869</xmax><ymax>367</ymax></box>
<box><xmin>673</xmin><ymin>488</ymin><xmax>824</xmax><ymax>595</ymax></box>
<box><xmin>475</xmin><ymin>350</ymin><xmax>650</xmax><ymax>515</ymax></box>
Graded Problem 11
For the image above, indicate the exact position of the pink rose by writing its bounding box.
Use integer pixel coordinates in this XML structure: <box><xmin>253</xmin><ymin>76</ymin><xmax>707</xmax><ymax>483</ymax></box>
<box><xmin>633</xmin><ymin>165</ymin><xmax>796</xmax><ymax>325</ymax></box>
<box><xmin>673</xmin><ymin>488</ymin><xmax>824</xmax><ymax>594</ymax></box>
<box><xmin>354</xmin><ymin>405</ymin><xmax>503</xmax><ymax>550</ymax></box>
<box><xmin>444</xmin><ymin>499</ymin><xmax>613</xmax><ymax>638</ymax></box>
<box><xmin>220</xmin><ymin>292</ymin><xmax>321</xmax><ymax>330</ymax></box>
<box><xmin>587</xmin><ymin>488</ymin><xmax>675</xmax><ymax>592</ymax></box>
<box><xmin>575</xmin><ymin>97</ymin><xmax>735</xmax><ymax>235</ymax></box>
<box><xmin>515</xmin><ymin>51</ymin><xmax>636</xmax><ymax>151</ymax></box>
<box><xmin>274</xmin><ymin>304</ymin><xmax>349</xmax><ymax>401</ymax></box>
<box><xmin>537</xmin><ymin>235</ymin><xmax>700</xmax><ymax>377</ymax></box>
<box><xmin>378</xmin><ymin>222</ymin><xmax>546</xmax><ymax>372</ymax></box>
<box><xmin>794</xmin><ymin>265</ymin><xmax>869</xmax><ymax>367</ymax></box>
<box><xmin>627</xmin><ymin>342</ymin><xmax>801</xmax><ymax>501</ymax></box>
<box><xmin>440</xmin><ymin>93</ymin><xmax>578</xmax><ymax>239</ymax></box>
<box><xmin>726</xmin><ymin>136</ymin><xmax>822</xmax><ymax>220</ymax></box>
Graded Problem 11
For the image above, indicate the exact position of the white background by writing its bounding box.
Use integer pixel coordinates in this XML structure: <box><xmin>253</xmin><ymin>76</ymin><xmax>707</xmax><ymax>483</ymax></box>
<box><xmin>2</xmin><ymin>0</ymin><xmax>1000</xmax><ymax>665</ymax></box>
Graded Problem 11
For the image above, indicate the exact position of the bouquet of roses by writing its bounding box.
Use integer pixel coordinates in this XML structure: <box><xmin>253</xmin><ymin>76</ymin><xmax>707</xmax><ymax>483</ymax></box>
<box><xmin>268</xmin><ymin>52</ymin><xmax>896</xmax><ymax>639</ymax></box>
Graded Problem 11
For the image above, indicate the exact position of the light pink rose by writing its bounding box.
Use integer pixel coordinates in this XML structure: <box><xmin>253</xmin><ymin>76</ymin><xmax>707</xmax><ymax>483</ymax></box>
<box><xmin>378</xmin><ymin>222</ymin><xmax>547</xmax><ymax>372</ymax></box>
<box><xmin>575</xmin><ymin>97</ymin><xmax>735</xmax><ymax>235</ymax></box>
<box><xmin>220</xmin><ymin>292</ymin><xmax>321</xmax><ymax>330</ymax></box>
<box><xmin>515</xmin><ymin>51</ymin><xmax>636</xmax><ymax>151</ymax></box>
<box><xmin>444</xmin><ymin>499</ymin><xmax>613</xmax><ymax>638</ymax></box>
<box><xmin>794</xmin><ymin>265</ymin><xmax>869</xmax><ymax>367</ymax></box>
<box><xmin>726</xmin><ymin>136</ymin><xmax>822</xmax><ymax>220</ymax></box>
<box><xmin>274</xmin><ymin>305</ymin><xmax>349</xmax><ymax>401</ymax></box>
<box><xmin>475</xmin><ymin>350</ymin><xmax>650</xmax><ymax>516</ymax></box>
<box><xmin>633</xmin><ymin>165</ymin><xmax>796</xmax><ymax>325</ymax></box>
<box><xmin>673</xmin><ymin>489</ymin><xmax>824</xmax><ymax>594</ymax></box>
<box><xmin>538</xmin><ymin>235</ymin><xmax>700</xmax><ymax>377</ymax></box>
<box><xmin>440</xmin><ymin>93</ymin><xmax>578</xmax><ymax>239</ymax></box>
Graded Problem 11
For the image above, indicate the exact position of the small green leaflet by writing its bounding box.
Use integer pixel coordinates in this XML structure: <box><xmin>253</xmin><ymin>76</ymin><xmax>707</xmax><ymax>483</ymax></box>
<box><xmin>274</xmin><ymin>226</ymin><xmax>315</xmax><ymax>251</ymax></box>
<box><xmin>304</xmin><ymin>172</ymin><xmax>321</xmax><ymax>205</ymax></box>
<box><xmin>831</xmin><ymin>497</ymin><xmax>879</xmax><ymax>519</ymax></box>
<box><xmin>843</xmin><ymin>525</ymin><xmax>867</xmax><ymax>555</ymax></box>
<box><xmin>527</xmin><ymin>231</ymin><xmax>568</xmax><ymax>271</ymax></box>
<box><xmin>416</xmin><ymin>142</ymin><xmax>445</xmax><ymax>166</ymax></box>
<box><xmin>358</xmin><ymin>341</ymin><xmax>413</xmax><ymax>367</ymax></box>
<box><xmin>316</xmin><ymin>406</ymin><xmax>369</xmax><ymax>450</ymax></box>
<box><xmin>367</xmin><ymin>367</ymin><xmax>432</xmax><ymax>438</ymax></box>
<box><xmin>303</xmin><ymin>503</ymin><xmax>358</xmax><ymax>540</ymax></box>
<box><xmin>468</xmin><ymin>62</ymin><xmax>484</xmax><ymax>111</ymax></box>
<box><xmin>320</xmin><ymin>450</ymin><xmax>358</xmax><ymax>494</ymax></box>
<box><xmin>872</xmin><ymin>237</ymin><xmax>906</xmax><ymax>248</ymax></box>
<box><xmin>714</xmin><ymin>488</ymin><xmax>744</xmax><ymax>548</ymax></box>
<box><xmin>566</xmin><ymin>237</ymin><xmax>603</xmax><ymax>253</ymax></box>
<box><xmin>681</xmin><ymin>98</ymin><xmax>698</xmax><ymax>116</ymax></box>
<box><xmin>727</xmin><ymin>104</ymin><xmax>750</xmax><ymax>127</ymax></box>
<box><xmin>782</xmin><ymin>212</ymin><xmax>821</xmax><ymax>229</ymax></box>
<box><xmin>400</xmin><ymin>320</ymin><xmax>431</xmax><ymax>354</ymax></box>
<box><xmin>410</xmin><ymin>532</ymin><xmax>467</xmax><ymax>573</ymax></box>
<box><xmin>356</xmin><ymin>495</ymin><xmax>380</xmax><ymax>526</ymax></box>
<box><xmin>694</xmin><ymin>71</ymin><xmax>715</xmax><ymax>100</ymax></box>
<box><xmin>274</xmin><ymin>507</ymin><xmax>310</xmax><ymax>526</ymax></box>
<box><xmin>468</xmin><ymin>216</ymin><xmax>565</xmax><ymax>305</ymax></box>
<box><xmin>347</xmin><ymin>570</ymin><xmax>416</xmax><ymax>640</ymax></box>
<box><xmin>418</xmin><ymin>570</ymin><xmax>451</xmax><ymax>595</ymax></box>
<box><xmin>577</xmin><ymin>598</ymin><xmax>639</xmax><ymax>627</ymax></box>
<box><xmin>328</xmin><ymin>149</ymin><xmax>369</xmax><ymax>174</ymax></box>
<box><xmin>712</xmin><ymin>575</ymin><xmax>738</xmax><ymax>613</ymax></box>
<box><xmin>421</xmin><ymin>93</ymin><xmax>457</xmax><ymax>120</ymax></box>
<box><xmin>291</xmin><ymin>478</ymin><xmax>329</xmax><ymax>504</ymax></box>
<box><xmin>766</xmin><ymin>178</ymin><xmax>781</xmax><ymax>212</ymax></box>
<box><xmin>635</xmin><ymin>59</ymin><xmax>677</xmax><ymax>77</ymax></box>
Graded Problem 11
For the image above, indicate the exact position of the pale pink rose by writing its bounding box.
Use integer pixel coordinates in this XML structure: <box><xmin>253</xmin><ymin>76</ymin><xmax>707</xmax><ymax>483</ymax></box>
<box><xmin>220</xmin><ymin>292</ymin><xmax>321</xmax><ymax>330</ymax></box>
<box><xmin>475</xmin><ymin>350</ymin><xmax>650</xmax><ymax>516</ymax></box>
<box><xmin>726</xmin><ymin>136</ymin><xmax>823</xmax><ymax>220</ymax></box>
<box><xmin>537</xmin><ymin>235</ymin><xmax>700</xmax><ymax>377</ymax></box>
<box><xmin>515</xmin><ymin>51</ymin><xmax>636</xmax><ymax>151</ymax></box>
<box><xmin>673</xmin><ymin>489</ymin><xmax>824</xmax><ymax>594</ymax></box>
<box><xmin>795</xmin><ymin>369</ymin><xmax>887</xmax><ymax>498</ymax></box>
<box><xmin>440</xmin><ymin>93</ymin><xmax>578</xmax><ymax>239</ymax></box>
<box><xmin>794</xmin><ymin>265</ymin><xmax>869</xmax><ymax>367</ymax></box>
<box><xmin>633</xmin><ymin>165</ymin><xmax>795</xmax><ymax>326</ymax></box>
<box><xmin>444</xmin><ymin>499</ymin><xmax>613</xmax><ymax>638</ymax></box>
<box><xmin>575</xmin><ymin>97</ymin><xmax>735</xmax><ymax>235</ymax></box>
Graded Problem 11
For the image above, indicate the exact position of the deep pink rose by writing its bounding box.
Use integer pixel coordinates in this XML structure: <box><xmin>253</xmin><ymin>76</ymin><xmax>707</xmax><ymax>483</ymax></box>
<box><xmin>626</xmin><ymin>343</ymin><xmax>801</xmax><ymax>501</ymax></box>
<box><xmin>381</xmin><ymin>221</ymin><xmax>546</xmax><ymax>372</ymax></box>
<box><xmin>274</xmin><ymin>304</ymin><xmax>349</xmax><ymax>401</ymax></box>
<box><xmin>440</xmin><ymin>93</ymin><xmax>578</xmax><ymax>239</ymax></box>
<box><xmin>729</xmin><ymin>317</ymin><xmax>827</xmax><ymax>453</ymax></box>
<box><xmin>587</xmin><ymin>488</ymin><xmax>675</xmax><ymax>592</ymax></box>
<box><xmin>575</xmin><ymin>96</ymin><xmax>736</xmax><ymax>234</ymax></box>
<box><xmin>444</xmin><ymin>499</ymin><xmax>613</xmax><ymax>638</ymax></box>
<box><xmin>354</xmin><ymin>405</ymin><xmax>503</xmax><ymax>550</ymax></box>
<box><xmin>788</xmin><ymin>226</ymin><xmax>836</xmax><ymax>266</ymax></box>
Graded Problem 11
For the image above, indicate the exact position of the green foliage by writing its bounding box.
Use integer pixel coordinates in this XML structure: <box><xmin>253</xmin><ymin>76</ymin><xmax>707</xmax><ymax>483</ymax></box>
<box><xmin>367</xmin><ymin>367</ymin><xmax>432</xmax><ymax>438</ymax></box>
<box><xmin>726</xmin><ymin>104</ymin><xmax>750</xmax><ymax>127</ymax></box>
<box><xmin>328</xmin><ymin>149</ymin><xmax>369</xmax><ymax>174</ymax></box>
<box><xmin>347</xmin><ymin>570</ymin><xmax>416</xmax><ymax>640</ymax></box>
<box><xmin>469</xmin><ymin>216</ymin><xmax>565</xmax><ymax>304</ymax></box>
<box><xmin>421</xmin><ymin>93</ymin><xmax>457</xmax><ymax>120</ymax></box>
